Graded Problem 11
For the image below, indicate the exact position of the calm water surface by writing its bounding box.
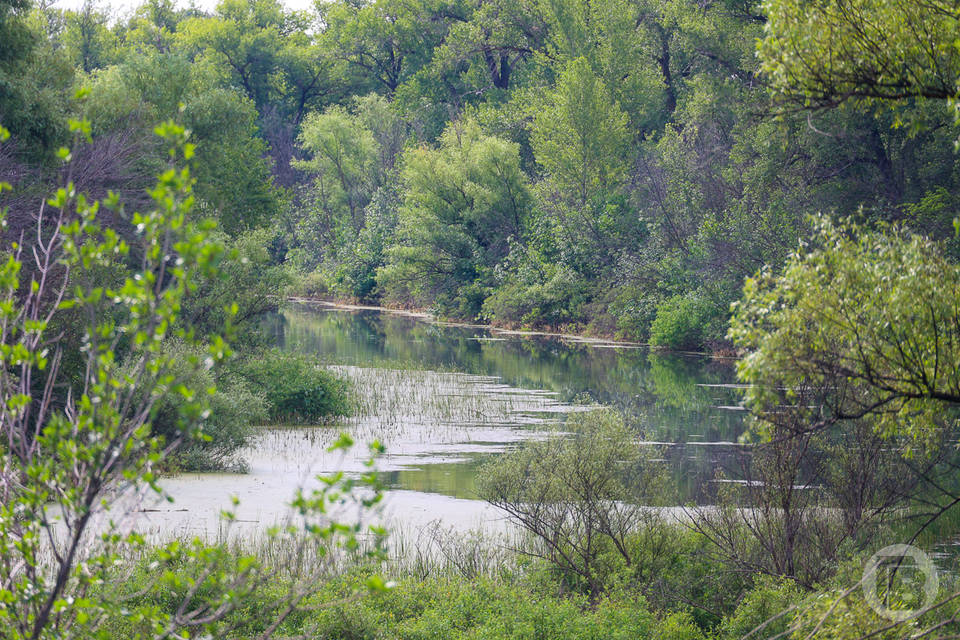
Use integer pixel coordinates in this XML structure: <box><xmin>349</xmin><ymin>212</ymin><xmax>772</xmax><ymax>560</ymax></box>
<box><xmin>144</xmin><ymin>303</ymin><xmax>747</xmax><ymax>540</ymax></box>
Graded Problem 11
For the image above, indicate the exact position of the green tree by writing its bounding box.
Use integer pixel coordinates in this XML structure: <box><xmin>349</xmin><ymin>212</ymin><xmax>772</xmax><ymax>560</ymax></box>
<box><xmin>532</xmin><ymin>57</ymin><xmax>629</xmax><ymax>207</ymax></box>
<box><xmin>81</xmin><ymin>52</ymin><xmax>281</xmax><ymax>233</ymax></box>
<box><xmin>180</xmin><ymin>228</ymin><xmax>291</xmax><ymax>346</ymax></box>
<box><xmin>61</xmin><ymin>0</ymin><xmax>116</xmax><ymax>72</ymax></box>
<box><xmin>379</xmin><ymin>119</ymin><xmax>531</xmax><ymax>317</ymax></box>
<box><xmin>119</xmin><ymin>0</ymin><xmax>190</xmax><ymax>55</ymax></box>
<box><xmin>319</xmin><ymin>0</ymin><xmax>448</xmax><ymax>95</ymax></box>
<box><xmin>181</xmin><ymin>87</ymin><xmax>281</xmax><ymax>233</ymax></box>
<box><xmin>429</xmin><ymin>0</ymin><xmax>546</xmax><ymax>94</ymax></box>
<box><xmin>730</xmin><ymin>216</ymin><xmax>960</xmax><ymax>447</ymax></box>
<box><xmin>0</xmin><ymin>121</ymin><xmax>387</xmax><ymax>639</ymax></box>
<box><xmin>759</xmin><ymin>0</ymin><xmax>960</xmax><ymax>115</ymax></box>
<box><xmin>0</xmin><ymin>0</ymin><xmax>70</xmax><ymax>159</ymax></box>
<box><xmin>530</xmin><ymin>56</ymin><xmax>631</xmax><ymax>273</ymax></box>
<box><xmin>539</xmin><ymin>0</ymin><xmax>672</xmax><ymax>125</ymax></box>
<box><xmin>479</xmin><ymin>410</ymin><xmax>672</xmax><ymax>602</ymax></box>
<box><xmin>297</xmin><ymin>104</ymin><xmax>380</xmax><ymax>230</ymax></box>
<box><xmin>178</xmin><ymin>0</ymin><xmax>329</xmax><ymax>124</ymax></box>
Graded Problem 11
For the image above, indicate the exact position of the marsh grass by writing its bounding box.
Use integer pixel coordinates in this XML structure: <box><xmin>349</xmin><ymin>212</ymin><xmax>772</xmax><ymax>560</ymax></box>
<box><xmin>387</xmin><ymin>521</ymin><xmax>527</xmax><ymax>580</ymax></box>
<box><xmin>335</xmin><ymin>365</ymin><xmax>591</xmax><ymax>441</ymax></box>
<box><xmin>241</xmin><ymin>364</ymin><xmax>591</xmax><ymax>464</ymax></box>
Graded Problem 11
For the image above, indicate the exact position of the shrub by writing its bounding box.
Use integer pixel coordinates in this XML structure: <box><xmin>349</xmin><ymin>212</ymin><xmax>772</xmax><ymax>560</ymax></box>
<box><xmin>150</xmin><ymin>342</ymin><xmax>266</xmax><ymax>471</ymax></box>
<box><xmin>478</xmin><ymin>409</ymin><xmax>673</xmax><ymax>602</ymax></box>
<box><xmin>181</xmin><ymin>228</ymin><xmax>291</xmax><ymax>349</ymax></box>
<box><xmin>481</xmin><ymin>265</ymin><xmax>589</xmax><ymax>329</ymax></box>
<box><xmin>289</xmin><ymin>269</ymin><xmax>330</xmax><ymax>298</ymax></box>
<box><xmin>654</xmin><ymin>611</ymin><xmax>708</xmax><ymax>640</ymax></box>
<box><xmin>608</xmin><ymin>287</ymin><xmax>661</xmax><ymax>341</ymax></box>
<box><xmin>719</xmin><ymin>575</ymin><xmax>803</xmax><ymax>640</ymax></box>
<box><xmin>649</xmin><ymin>294</ymin><xmax>713</xmax><ymax>350</ymax></box>
<box><xmin>304</xmin><ymin>575</ymin><xmax>657</xmax><ymax>640</ymax></box>
<box><xmin>235</xmin><ymin>349</ymin><xmax>352</xmax><ymax>423</ymax></box>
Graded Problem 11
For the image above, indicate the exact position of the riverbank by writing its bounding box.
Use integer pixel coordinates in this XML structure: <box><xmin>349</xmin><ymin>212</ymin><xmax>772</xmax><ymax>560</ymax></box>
<box><xmin>286</xmin><ymin>297</ymin><xmax>735</xmax><ymax>358</ymax></box>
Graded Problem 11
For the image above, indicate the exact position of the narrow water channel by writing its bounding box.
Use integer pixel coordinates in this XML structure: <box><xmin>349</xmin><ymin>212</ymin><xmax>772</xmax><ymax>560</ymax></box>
<box><xmin>140</xmin><ymin>302</ymin><xmax>747</xmax><ymax>540</ymax></box>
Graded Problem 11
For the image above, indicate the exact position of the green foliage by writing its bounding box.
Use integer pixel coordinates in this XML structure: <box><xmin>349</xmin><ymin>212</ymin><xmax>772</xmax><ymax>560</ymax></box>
<box><xmin>81</xmin><ymin>51</ymin><xmax>282</xmax><ymax>234</ymax></box>
<box><xmin>479</xmin><ymin>409</ymin><xmax>673</xmax><ymax>601</ymax></box>
<box><xmin>530</xmin><ymin>58</ymin><xmax>630</xmax><ymax>203</ymax></box>
<box><xmin>326</xmin><ymin>182</ymin><xmax>401</xmax><ymax>300</ymax></box>
<box><xmin>289</xmin><ymin>268</ymin><xmax>329</xmax><ymax>298</ymax></box>
<box><xmin>784</xmin><ymin>584</ymin><xmax>927</xmax><ymax>640</ymax></box>
<box><xmin>431</xmin><ymin>0</ymin><xmax>545</xmax><ymax>95</ymax></box>
<box><xmin>177</xmin><ymin>0</ymin><xmax>326</xmax><ymax>123</ymax></box>
<box><xmin>288</xmin><ymin>574</ymin><xmax>658</xmax><ymax>640</ymax></box>
<box><xmin>181</xmin><ymin>87</ymin><xmax>281</xmax><ymax>233</ymax></box>
<box><xmin>481</xmin><ymin>261</ymin><xmax>589</xmax><ymax>329</ymax></box>
<box><xmin>318</xmin><ymin>0</ymin><xmax>447</xmax><ymax>94</ymax></box>
<box><xmin>0</xmin><ymin>0</ymin><xmax>71</xmax><ymax>160</ymax></box>
<box><xmin>649</xmin><ymin>294</ymin><xmax>714</xmax><ymax>350</ymax></box>
<box><xmin>730</xmin><ymin>216</ymin><xmax>960</xmax><ymax>446</ymax></box>
<box><xmin>235</xmin><ymin>349</ymin><xmax>352</xmax><ymax>423</ymax></box>
<box><xmin>151</xmin><ymin>341</ymin><xmax>265</xmax><ymax>471</ymax></box>
<box><xmin>181</xmin><ymin>228</ymin><xmax>291</xmax><ymax>348</ymax></box>
<box><xmin>0</xmin><ymin>121</ymin><xmax>231</xmax><ymax>636</ymax></box>
<box><xmin>653</xmin><ymin>611</ymin><xmax>707</xmax><ymax>640</ymax></box>
<box><xmin>61</xmin><ymin>0</ymin><xmax>118</xmax><ymax>72</ymax></box>
<box><xmin>379</xmin><ymin>119</ymin><xmax>531</xmax><ymax>317</ymax></box>
<box><xmin>8</xmin><ymin>13</ymin><xmax>960</xmax><ymax>636</ymax></box>
<box><xmin>8</xmin><ymin>0</ymin><xmax>960</xmax><ymax>351</ymax></box>
<box><xmin>529</xmin><ymin>56</ymin><xmax>633</xmax><ymax>275</ymax></box>
<box><xmin>89</xmin><ymin>537</ymin><xmax>960</xmax><ymax>640</ymax></box>
<box><xmin>296</xmin><ymin>104</ymin><xmax>380</xmax><ymax>231</ymax></box>
<box><xmin>719</xmin><ymin>575</ymin><xmax>803</xmax><ymax>640</ymax></box>
<box><xmin>103</xmin><ymin>564</ymin><xmax>672</xmax><ymax>640</ymax></box>
<box><xmin>0</xmin><ymin>118</ymin><xmax>388</xmax><ymax>639</ymax></box>
<box><xmin>607</xmin><ymin>286</ymin><xmax>660</xmax><ymax>342</ymax></box>
<box><xmin>285</xmin><ymin>96</ymin><xmax>404</xmax><ymax>287</ymax></box>
<box><xmin>759</xmin><ymin>0</ymin><xmax>960</xmax><ymax>116</ymax></box>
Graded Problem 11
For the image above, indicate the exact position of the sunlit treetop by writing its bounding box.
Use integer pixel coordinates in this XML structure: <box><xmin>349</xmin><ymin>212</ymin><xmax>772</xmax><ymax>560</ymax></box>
<box><xmin>758</xmin><ymin>0</ymin><xmax>960</xmax><ymax>118</ymax></box>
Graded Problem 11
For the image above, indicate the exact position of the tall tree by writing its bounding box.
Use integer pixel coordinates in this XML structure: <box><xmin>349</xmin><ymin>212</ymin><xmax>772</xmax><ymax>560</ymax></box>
<box><xmin>379</xmin><ymin>119</ymin><xmax>531</xmax><ymax>316</ymax></box>
<box><xmin>178</xmin><ymin>0</ymin><xmax>332</xmax><ymax>124</ymax></box>
<box><xmin>530</xmin><ymin>56</ymin><xmax>631</xmax><ymax>274</ymax></box>
<box><xmin>297</xmin><ymin>104</ymin><xmax>380</xmax><ymax>231</ymax></box>
<box><xmin>81</xmin><ymin>51</ymin><xmax>281</xmax><ymax>233</ymax></box>
<box><xmin>0</xmin><ymin>0</ymin><xmax>70</xmax><ymax>159</ymax></box>
<box><xmin>319</xmin><ymin>0</ymin><xmax>449</xmax><ymax>94</ymax></box>
<box><xmin>434</xmin><ymin>0</ymin><xmax>546</xmax><ymax>92</ymax></box>
<box><xmin>62</xmin><ymin>0</ymin><xmax>116</xmax><ymax>72</ymax></box>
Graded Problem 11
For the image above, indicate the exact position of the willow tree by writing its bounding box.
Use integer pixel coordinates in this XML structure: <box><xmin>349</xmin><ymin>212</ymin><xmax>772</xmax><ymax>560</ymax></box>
<box><xmin>379</xmin><ymin>119</ymin><xmax>531</xmax><ymax>317</ymax></box>
<box><xmin>531</xmin><ymin>56</ymin><xmax>631</xmax><ymax>275</ymax></box>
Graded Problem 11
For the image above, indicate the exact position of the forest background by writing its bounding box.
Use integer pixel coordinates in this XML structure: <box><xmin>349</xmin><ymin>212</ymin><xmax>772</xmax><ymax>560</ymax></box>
<box><xmin>7</xmin><ymin>0</ymin><xmax>959</xmax><ymax>353</ymax></box>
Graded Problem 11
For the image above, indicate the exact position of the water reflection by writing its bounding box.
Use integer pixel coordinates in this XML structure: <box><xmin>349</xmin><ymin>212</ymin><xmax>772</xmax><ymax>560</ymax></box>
<box><xmin>269</xmin><ymin>303</ymin><xmax>749</xmax><ymax>502</ymax></box>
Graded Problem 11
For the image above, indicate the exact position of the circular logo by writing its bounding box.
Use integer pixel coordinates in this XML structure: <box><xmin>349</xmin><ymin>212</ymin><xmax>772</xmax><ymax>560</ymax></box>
<box><xmin>862</xmin><ymin>544</ymin><xmax>938</xmax><ymax>622</ymax></box>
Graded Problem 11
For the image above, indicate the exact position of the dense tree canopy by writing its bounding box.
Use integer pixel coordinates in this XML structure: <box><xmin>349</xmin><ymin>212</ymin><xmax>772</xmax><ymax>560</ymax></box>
<box><xmin>380</xmin><ymin>120</ymin><xmax>531</xmax><ymax>316</ymax></box>
<box><xmin>6</xmin><ymin>0</ymin><xmax>960</xmax><ymax>637</ymax></box>
<box><xmin>2</xmin><ymin>0</ymin><xmax>960</xmax><ymax>348</ymax></box>
<box><xmin>0</xmin><ymin>0</ymin><xmax>70</xmax><ymax>159</ymax></box>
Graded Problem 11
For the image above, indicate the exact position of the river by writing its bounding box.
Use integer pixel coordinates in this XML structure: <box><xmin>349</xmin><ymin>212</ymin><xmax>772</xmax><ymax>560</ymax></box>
<box><xmin>137</xmin><ymin>302</ymin><xmax>747</xmax><ymax>542</ymax></box>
